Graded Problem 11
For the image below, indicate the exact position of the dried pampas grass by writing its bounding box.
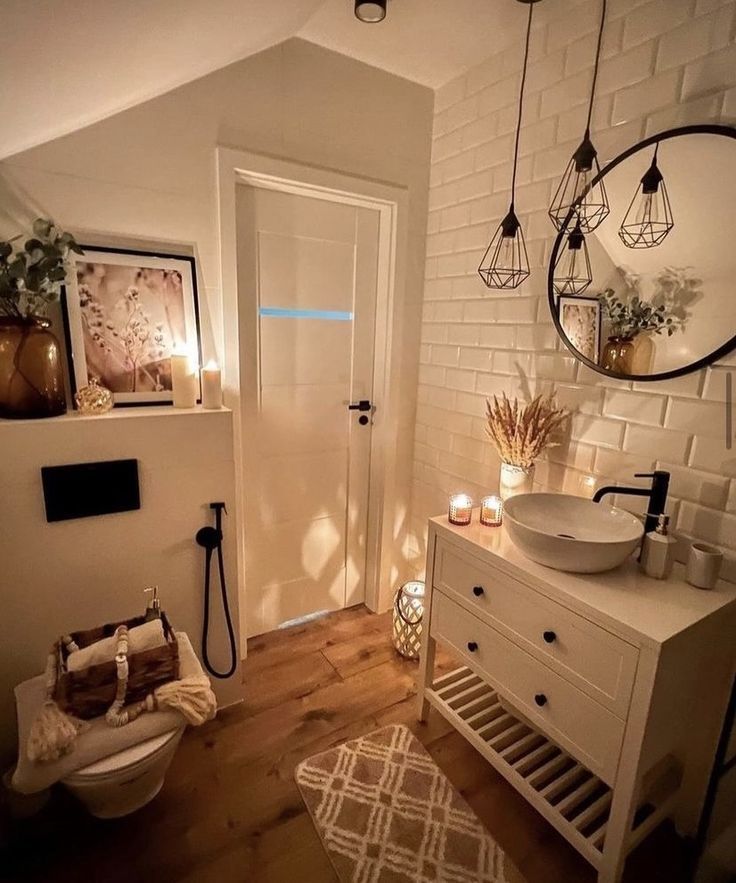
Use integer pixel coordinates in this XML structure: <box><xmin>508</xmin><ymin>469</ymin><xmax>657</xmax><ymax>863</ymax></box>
<box><xmin>486</xmin><ymin>392</ymin><xmax>568</xmax><ymax>469</ymax></box>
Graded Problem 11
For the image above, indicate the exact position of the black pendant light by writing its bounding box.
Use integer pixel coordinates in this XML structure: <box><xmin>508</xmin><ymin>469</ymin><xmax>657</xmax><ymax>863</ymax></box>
<box><xmin>618</xmin><ymin>143</ymin><xmax>674</xmax><ymax>248</ymax></box>
<box><xmin>549</xmin><ymin>0</ymin><xmax>609</xmax><ymax>233</ymax></box>
<box><xmin>478</xmin><ymin>0</ymin><xmax>539</xmax><ymax>291</ymax></box>
<box><xmin>552</xmin><ymin>222</ymin><xmax>593</xmax><ymax>295</ymax></box>
<box><xmin>355</xmin><ymin>0</ymin><xmax>386</xmax><ymax>23</ymax></box>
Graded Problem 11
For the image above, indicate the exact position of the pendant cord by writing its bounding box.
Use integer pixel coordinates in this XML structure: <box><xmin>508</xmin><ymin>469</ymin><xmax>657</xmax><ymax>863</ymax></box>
<box><xmin>511</xmin><ymin>1</ymin><xmax>534</xmax><ymax>207</ymax></box>
<box><xmin>584</xmin><ymin>0</ymin><xmax>607</xmax><ymax>135</ymax></box>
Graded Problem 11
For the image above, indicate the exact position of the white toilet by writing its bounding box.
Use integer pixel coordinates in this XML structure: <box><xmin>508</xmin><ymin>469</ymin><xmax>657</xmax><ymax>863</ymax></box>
<box><xmin>61</xmin><ymin>726</ymin><xmax>184</xmax><ymax>818</ymax></box>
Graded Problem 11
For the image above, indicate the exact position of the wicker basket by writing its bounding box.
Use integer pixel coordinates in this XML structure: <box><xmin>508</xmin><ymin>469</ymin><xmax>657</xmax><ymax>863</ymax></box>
<box><xmin>53</xmin><ymin>613</ymin><xmax>179</xmax><ymax>720</ymax></box>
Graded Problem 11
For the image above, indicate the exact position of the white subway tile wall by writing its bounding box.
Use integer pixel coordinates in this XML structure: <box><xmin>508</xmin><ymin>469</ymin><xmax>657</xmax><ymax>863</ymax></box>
<box><xmin>409</xmin><ymin>0</ymin><xmax>736</xmax><ymax>581</ymax></box>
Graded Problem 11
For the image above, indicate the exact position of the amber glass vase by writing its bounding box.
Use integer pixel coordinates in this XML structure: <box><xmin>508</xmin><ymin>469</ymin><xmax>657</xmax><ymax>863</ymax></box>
<box><xmin>0</xmin><ymin>317</ymin><xmax>67</xmax><ymax>418</ymax></box>
<box><xmin>601</xmin><ymin>335</ymin><xmax>636</xmax><ymax>376</ymax></box>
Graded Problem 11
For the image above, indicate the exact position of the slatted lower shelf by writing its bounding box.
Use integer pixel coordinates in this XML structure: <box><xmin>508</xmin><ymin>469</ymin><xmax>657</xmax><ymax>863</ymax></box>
<box><xmin>427</xmin><ymin>667</ymin><xmax>671</xmax><ymax>870</ymax></box>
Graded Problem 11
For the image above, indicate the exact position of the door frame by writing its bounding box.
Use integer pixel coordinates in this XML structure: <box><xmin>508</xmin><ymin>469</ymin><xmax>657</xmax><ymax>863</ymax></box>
<box><xmin>216</xmin><ymin>146</ymin><xmax>409</xmax><ymax>653</ymax></box>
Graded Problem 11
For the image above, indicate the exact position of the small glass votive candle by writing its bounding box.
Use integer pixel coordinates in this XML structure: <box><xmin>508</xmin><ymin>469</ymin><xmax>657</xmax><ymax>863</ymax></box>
<box><xmin>448</xmin><ymin>494</ymin><xmax>473</xmax><ymax>526</ymax></box>
<box><xmin>480</xmin><ymin>495</ymin><xmax>503</xmax><ymax>527</ymax></box>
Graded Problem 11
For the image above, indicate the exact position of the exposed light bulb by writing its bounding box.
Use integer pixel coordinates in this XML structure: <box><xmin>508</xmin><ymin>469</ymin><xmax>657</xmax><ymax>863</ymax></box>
<box><xmin>500</xmin><ymin>233</ymin><xmax>515</xmax><ymax>266</ymax></box>
<box><xmin>552</xmin><ymin>223</ymin><xmax>592</xmax><ymax>296</ymax></box>
<box><xmin>635</xmin><ymin>192</ymin><xmax>658</xmax><ymax>226</ymax></box>
<box><xmin>573</xmin><ymin>167</ymin><xmax>591</xmax><ymax>203</ymax></box>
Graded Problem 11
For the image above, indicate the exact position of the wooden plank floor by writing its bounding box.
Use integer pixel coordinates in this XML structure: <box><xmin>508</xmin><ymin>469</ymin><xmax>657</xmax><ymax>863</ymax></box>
<box><xmin>1</xmin><ymin>606</ymin><xmax>691</xmax><ymax>882</ymax></box>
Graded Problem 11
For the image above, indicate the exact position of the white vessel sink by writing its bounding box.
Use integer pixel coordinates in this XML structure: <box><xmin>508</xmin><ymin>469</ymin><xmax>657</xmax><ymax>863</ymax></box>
<box><xmin>503</xmin><ymin>493</ymin><xmax>644</xmax><ymax>573</ymax></box>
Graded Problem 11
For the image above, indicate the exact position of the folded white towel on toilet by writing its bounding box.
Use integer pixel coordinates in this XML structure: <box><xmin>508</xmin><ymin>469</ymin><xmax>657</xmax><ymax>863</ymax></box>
<box><xmin>11</xmin><ymin>632</ymin><xmax>209</xmax><ymax>795</ymax></box>
<box><xmin>67</xmin><ymin>619</ymin><xmax>166</xmax><ymax>671</ymax></box>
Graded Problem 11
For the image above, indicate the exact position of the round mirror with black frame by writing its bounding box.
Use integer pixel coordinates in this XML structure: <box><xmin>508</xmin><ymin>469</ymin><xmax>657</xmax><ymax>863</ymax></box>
<box><xmin>547</xmin><ymin>124</ymin><xmax>736</xmax><ymax>382</ymax></box>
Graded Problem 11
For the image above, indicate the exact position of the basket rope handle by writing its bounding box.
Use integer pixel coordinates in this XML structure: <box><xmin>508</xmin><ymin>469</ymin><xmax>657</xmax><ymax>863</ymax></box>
<box><xmin>105</xmin><ymin>625</ymin><xmax>150</xmax><ymax>727</ymax></box>
<box><xmin>105</xmin><ymin>626</ymin><xmax>129</xmax><ymax>727</ymax></box>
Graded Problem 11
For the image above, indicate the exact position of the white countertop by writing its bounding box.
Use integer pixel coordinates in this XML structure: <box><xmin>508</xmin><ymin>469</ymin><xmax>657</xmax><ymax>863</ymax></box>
<box><xmin>431</xmin><ymin>512</ymin><xmax>736</xmax><ymax>648</ymax></box>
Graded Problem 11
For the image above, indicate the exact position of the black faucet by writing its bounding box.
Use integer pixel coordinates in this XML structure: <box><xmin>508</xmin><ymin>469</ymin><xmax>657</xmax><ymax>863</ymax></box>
<box><xmin>592</xmin><ymin>470</ymin><xmax>670</xmax><ymax>534</ymax></box>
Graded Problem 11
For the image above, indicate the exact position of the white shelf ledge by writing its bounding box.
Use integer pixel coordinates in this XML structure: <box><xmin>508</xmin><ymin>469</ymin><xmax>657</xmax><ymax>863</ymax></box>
<box><xmin>0</xmin><ymin>405</ymin><xmax>232</xmax><ymax>427</ymax></box>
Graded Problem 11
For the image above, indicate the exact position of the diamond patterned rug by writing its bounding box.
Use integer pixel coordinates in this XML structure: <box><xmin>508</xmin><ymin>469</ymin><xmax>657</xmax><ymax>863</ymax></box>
<box><xmin>295</xmin><ymin>724</ymin><xmax>527</xmax><ymax>883</ymax></box>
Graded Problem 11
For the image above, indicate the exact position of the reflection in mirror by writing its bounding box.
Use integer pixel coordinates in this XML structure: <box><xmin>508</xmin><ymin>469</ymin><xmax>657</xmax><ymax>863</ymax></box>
<box><xmin>549</xmin><ymin>126</ymin><xmax>736</xmax><ymax>380</ymax></box>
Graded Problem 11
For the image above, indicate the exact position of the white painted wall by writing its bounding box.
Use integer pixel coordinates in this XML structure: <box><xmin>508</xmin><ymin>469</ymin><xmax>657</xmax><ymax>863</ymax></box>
<box><xmin>408</xmin><ymin>0</ymin><xmax>736</xmax><ymax>580</ymax></box>
<box><xmin>0</xmin><ymin>409</ymin><xmax>240</xmax><ymax>762</ymax></box>
<box><xmin>0</xmin><ymin>38</ymin><xmax>433</xmax><ymax>759</ymax></box>
<box><xmin>0</xmin><ymin>0</ymin><xmax>325</xmax><ymax>160</ymax></box>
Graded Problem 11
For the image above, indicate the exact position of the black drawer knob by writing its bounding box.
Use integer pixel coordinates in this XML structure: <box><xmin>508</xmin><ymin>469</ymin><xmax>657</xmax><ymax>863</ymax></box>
<box><xmin>467</xmin><ymin>641</ymin><xmax>478</xmax><ymax>653</ymax></box>
<box><xmin>472</xmin><ymin>585</ymin><xmax>484</xmax><ymax>597</ymax></box>
<box><xmin>534</xmin><ymin>693</ymin><xmax>547</xmax><ymax>707</ymax></box>
<box><xmin>543</xmin><ymin>630</ymin><xmax>556</xmax><ymax>644</ymax></box>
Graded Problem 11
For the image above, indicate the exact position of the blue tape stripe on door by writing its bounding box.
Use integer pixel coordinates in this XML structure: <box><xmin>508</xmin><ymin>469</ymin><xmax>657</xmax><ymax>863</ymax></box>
<box><xmin>259</xmin><ymin>307</ymin><xmax>353</xmax><ymax>321</ymax></box>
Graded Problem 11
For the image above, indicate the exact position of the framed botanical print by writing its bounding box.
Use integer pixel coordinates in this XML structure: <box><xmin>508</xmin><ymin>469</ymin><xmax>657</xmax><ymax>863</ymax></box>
<box><xmin>557</xmin><ymin>295</ymin><xmax>602</xmax><ymax>365</ymax></box>
<box><xmin>63</xmin><ymin>246</ymin><xmax>201</xmax><ymax>406</ymax></box>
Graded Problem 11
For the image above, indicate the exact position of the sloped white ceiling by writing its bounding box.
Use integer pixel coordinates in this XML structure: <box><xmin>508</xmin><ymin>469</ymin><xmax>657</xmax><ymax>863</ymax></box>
<box><xmin>300</xmin><ymin>0</ymin><xmax>523</xmax><ymax>90</ymax></box>
<box><xmin>0</xmin><ymin>0</ymin><xmax>324</xmax><ymax>160</ymax></box>
<box><xmin>1</xmin><ymin>0</ymin><xmax>528</xmax><ymax>161</ymax></box>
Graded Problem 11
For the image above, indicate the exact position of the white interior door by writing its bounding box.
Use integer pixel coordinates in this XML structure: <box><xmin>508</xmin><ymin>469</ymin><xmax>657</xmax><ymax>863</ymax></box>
<box><xmin>236</xmin><ymin>186</ymin><xmax>379</xmax><ymax>637</ymax></box>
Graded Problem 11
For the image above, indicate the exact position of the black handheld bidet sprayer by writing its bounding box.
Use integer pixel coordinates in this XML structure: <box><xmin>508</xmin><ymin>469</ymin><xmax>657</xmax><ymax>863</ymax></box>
<box><xmin>196</xmin><ymin>501</ymin><xmax>237</xmax><ymax>679</ymax></box>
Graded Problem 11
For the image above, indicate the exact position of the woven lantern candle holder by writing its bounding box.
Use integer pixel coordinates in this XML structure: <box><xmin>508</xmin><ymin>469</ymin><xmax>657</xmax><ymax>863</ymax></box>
<box><xmin>392</xmin><ymin>580</ymin><xmax>425</xmax><ymax>660</ymax></box>
<box><xmin>448</xmin><ymin>494</ymin><xmax>473</xmax><ymax>526</ymax></box>
<box><xmin>480</xmin><ymin>495</ymin><xmax>503</xmax><ymax>527</ymax></box>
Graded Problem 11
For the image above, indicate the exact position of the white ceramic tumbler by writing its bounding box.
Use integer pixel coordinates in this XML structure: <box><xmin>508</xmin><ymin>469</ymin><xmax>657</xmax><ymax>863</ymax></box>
<box><xmin>686</xmin><ymin>543</ymin><xmax>723</xmax><ymax>590</ymax></box>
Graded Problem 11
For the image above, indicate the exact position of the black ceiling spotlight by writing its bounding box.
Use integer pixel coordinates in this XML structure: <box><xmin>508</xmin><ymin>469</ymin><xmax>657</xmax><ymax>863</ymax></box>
<box><xmin>478</xmin><ymin>0</ymin><xmax>541</xmax><ymax>291</ymax></box>
<box><xmin>549</xmin><ymin>0</ymin><xmax>610</xmax><ymax>233</ymax></box>
<box><xmin>618</xmin><ymin>143</ymin><xmax>674</xmax><ymax>248</ymax></box>
<box><xmin>355</xmin><ymin>0</ymin><xmax>386</xmax><ymax>23</ymax></box>
<box><xmin>552</xmin><ymin>222</ymin><xmax>593</xmax><ymax>295</ymax></box>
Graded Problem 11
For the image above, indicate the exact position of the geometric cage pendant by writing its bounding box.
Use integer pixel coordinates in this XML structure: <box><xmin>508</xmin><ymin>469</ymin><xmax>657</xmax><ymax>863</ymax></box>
<box><xmin>549</xmin><ymin>134</ymin><xmax>610</xmax><ymax>233</ymax></box>
<box><xmin>478</xmin><ymin>0</ymin><xmax>538</xmax><ymax>292</ymax></box>
<box><xmin>618</xmin><ymin>149</ymin><xmax>674</xmax><ymax>249</ymax></box>
<box><xmin>478</xmin><ymin>207</ymin><xmax>530</xmax><ymax>290</ymax></box>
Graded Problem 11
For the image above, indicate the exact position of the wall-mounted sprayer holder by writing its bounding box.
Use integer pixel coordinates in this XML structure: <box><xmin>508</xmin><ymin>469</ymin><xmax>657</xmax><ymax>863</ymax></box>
<box><xmin>196</xmin><ymin>502</ymin><xmax>237</xmax><ymax>679</ymax></box>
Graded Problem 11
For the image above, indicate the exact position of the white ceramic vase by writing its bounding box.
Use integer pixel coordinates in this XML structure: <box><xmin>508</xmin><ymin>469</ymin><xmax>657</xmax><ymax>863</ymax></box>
<box><xmin>499</xmin><ymin>462</ymin><xmax>535</xmax><ymax>501</ymax></box>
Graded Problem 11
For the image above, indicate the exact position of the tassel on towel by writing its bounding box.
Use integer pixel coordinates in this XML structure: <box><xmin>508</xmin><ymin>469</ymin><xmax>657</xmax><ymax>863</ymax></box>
<box><xmin>27</xmin><ymin>648</ymin><xmax>88</xmax><ymax>763</ymax></box>
<box><xmin>146</xmin><ymin>676</ymin><xmax>217</xmax><ymax>726</ymax></box>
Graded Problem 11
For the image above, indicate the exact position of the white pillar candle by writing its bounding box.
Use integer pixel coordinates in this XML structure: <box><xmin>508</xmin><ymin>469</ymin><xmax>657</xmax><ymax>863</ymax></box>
<box><xmin>201</xmin><ymin>360</ymin><xmax>222</xmax><ymax>410</ymax></box>
<box><xmin>170</xmin><ymin>350</ymin><xmax>198</xmax><ymax>408</ymax></box>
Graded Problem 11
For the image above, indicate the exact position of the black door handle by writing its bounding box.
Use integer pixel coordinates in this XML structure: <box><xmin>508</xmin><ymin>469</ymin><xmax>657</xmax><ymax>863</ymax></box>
<box><xmin>348</xmin><ymin>400</ymin><xmax>372</xmax><ymax>412</ymax></box>
<box><xmin>467</xmin><ymin>641</ymin><xmax>478</xmax><ymax>652</ymax></box>
<box><xmin>472</xmin><ymin>585</ymin><xmax>484</xmax><ymax>597</ymax></box>
<box><xmin>535</xmin><ymin>693</ymin><xmax>547</xmax><ymax>707</ymax></box>
<box><xmin>543</xmin><ymin>630</ymin><xmax>556</xmax><ymax>643</ymax></box>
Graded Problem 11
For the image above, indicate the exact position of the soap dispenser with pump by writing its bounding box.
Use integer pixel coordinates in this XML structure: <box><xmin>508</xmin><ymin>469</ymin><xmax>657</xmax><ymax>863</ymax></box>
<box><xmin>144</xmin><ymin>585</ymin><xmax>162</xmax><ymax>620</ymax></box>
<box><xmin>640</xmin><ymin>513</ymin><xmax>676</xmax><ymax>580</ymax></box>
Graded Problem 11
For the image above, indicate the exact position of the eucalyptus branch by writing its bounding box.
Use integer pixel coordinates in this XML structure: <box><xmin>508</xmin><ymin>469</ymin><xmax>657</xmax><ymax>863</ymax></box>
<box><xmin>0</xmin><ymin>218</ymin><xmax>83</xmax><ymax>319</ymax></box>
<box><xmin>598</xmin><ymin>288</ymin><xmax>676</xmax><ymax>339</ymax></box>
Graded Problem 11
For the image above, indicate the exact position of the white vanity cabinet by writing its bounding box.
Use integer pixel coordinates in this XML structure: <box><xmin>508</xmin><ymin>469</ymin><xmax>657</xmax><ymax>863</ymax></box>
<box><xmin>417</xmin><ymin>515</ymin><xmax>736</xmax><ymax>883</ymax></box>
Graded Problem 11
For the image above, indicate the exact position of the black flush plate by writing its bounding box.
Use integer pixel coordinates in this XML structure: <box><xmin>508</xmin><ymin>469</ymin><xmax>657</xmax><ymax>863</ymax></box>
<box><xmin>41</xmin><ymin>459</ymin><xmax>140</xmax><ymax>523</ymax></box>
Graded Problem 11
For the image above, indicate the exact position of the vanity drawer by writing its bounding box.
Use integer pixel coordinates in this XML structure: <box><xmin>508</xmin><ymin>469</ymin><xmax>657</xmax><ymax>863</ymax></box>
<box><xmin>432</xmin><ymin>591</ymin><xmax>625</xmax><ymax>785</ymax></box>
<box><xmin>433</xmin><ymin>540</ymin><xmax>638</xmax><ymax>719</ymax></box>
